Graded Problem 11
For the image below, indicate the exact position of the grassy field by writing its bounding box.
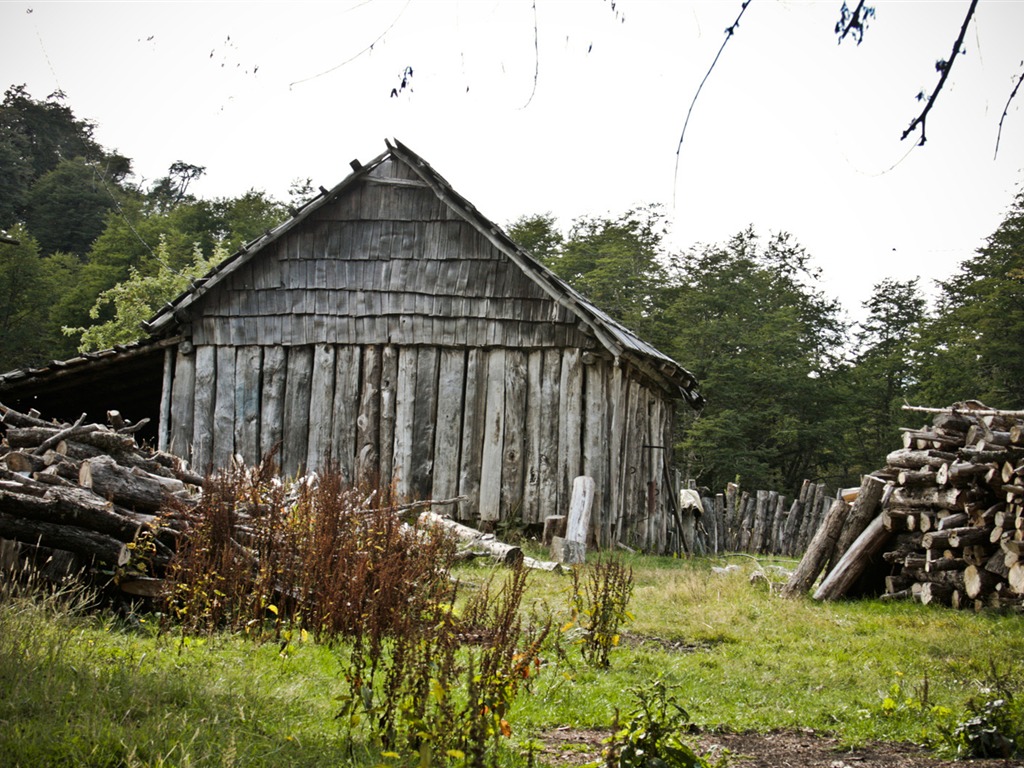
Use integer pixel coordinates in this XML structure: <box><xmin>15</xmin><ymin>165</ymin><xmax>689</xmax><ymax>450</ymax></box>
<box><xmin>2</xmin><ymin>551</ymin><xmax>1023</xmax><ymax>767</ymax></box>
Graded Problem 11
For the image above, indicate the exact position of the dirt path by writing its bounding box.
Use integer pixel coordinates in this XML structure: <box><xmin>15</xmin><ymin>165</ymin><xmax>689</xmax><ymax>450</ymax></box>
<box><xmin>538</xmin><ymin>726</ymin><xmax>1024</xmax><ymax>767</ymax></box>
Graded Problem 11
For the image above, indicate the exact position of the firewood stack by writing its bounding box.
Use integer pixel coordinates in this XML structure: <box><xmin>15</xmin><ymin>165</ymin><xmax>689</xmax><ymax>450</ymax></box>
<box><xmin>0</xmin><ymin>402</ymin><xmax>202</xmax><ymax>589</ymax></box>
<box><xmin>808</xmin><ymin>402</ymin><xmax>1024</xmax><ymax>611</ymax></box>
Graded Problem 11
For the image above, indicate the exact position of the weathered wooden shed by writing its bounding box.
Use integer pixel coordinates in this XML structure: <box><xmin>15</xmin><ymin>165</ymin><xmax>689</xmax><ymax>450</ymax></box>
<box><xmin>3</xmin><ymin>140</ymin><xmax>702</xmax><ymax>551</ymax></box>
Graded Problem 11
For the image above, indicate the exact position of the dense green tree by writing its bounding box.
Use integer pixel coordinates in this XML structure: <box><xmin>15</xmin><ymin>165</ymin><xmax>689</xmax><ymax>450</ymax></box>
<box><xmin>0</xmin><ymin>225</ymin><xmax>82</xmax><ymax>370</ymax></box>
<box><xmin>535</xmin><ymin>205</ymin><xmax>676</xmax><ymax>349</ymax></box>
<box><xmin>507</xmin><ymin>212</ymin><xmax>564</xmax><ymax>264</ymax></box>
<box><xmin>66</xmin><ymin>239</ymin><xmax>228</xmax><ymax>352</ymax></box>
<box><xmin>21</xmin><ymin>157</ymin><xmax>117</xmax><ymax>256</ymax></box>
<box><xmin>52</xmin><ymin>188</ymin><xmax>286</xmax><ymax>340</ymax></box>
<box><xmin>0</xmin><ymin>85</ymin><xmax>118</xmax><ymax>229</ymax></box>
<box><xmin>915</xmin><ymin>188</ymin><xmax>1024</xmax><ymax>408</ymax></box>
<box><xmin>667</xmin><ymin>229</ymin><xmax>848</xmax><ymax>494</ymax></box>
<box><xmin>842</xmin><ymin>278</ymin><xmax>928</xmax><ymax>477</ymax></box>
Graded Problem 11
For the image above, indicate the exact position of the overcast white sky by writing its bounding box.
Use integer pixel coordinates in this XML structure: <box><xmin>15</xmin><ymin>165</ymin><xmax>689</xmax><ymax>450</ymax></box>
<box><xmin>4</xmin><ymin>0</ymin><xmax>1023</xmax><ymax>323</ymax></box>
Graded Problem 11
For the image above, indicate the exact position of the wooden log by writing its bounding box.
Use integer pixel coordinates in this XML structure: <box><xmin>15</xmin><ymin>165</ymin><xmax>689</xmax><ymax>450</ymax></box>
<box><xmin>832</xmin><ymin>475</ymin><xmax>887</xmax><ymax>565</ymax></box>
<box><xmin>0</xmin><ymin>486</ymin><xmax>145</xmax><ymax>543</ymax></box>
<box><xmin>782</xmin><ymin>498</ymin><xmax>849</xmax><ymax>597</ymax></box>
<box><xmin>918</xmin><ymin>581</ymin><xmax>954</xmax><ymax>606</ymax></box>
<box><xmin>947</xmin><ymin>527</ymin><xmax>990</xmax><ymax>549</ymax></box>
<box><xmin>885</xmin><ymin>448</ymin><xmax>956</xmax><ymax>470</ymax></box>
<box><xmin>897</xmin><ymin>469</ymin><xmax>940</xmax><ymax>487</ymax></box>
<box><xmin>749</xmin><ymin>489</ymin><xmax>770</xmax><ymax>554</ymax></box>
<box><xmin>79</xmin><ymin>455</ymin><xmax>181</xmax><ymax>514</ymax></box>
<box><xmin>813</xmin><ymin>514</ymin><xmax>890</xmax><ymax>601</ymax></box>
<box><xmin>964</xmin><ymin>565</ymin><xmax>1002</xmax><ymax>599</ymax></box>
<box><xmin>1008</xmin><ymin>562</ymin><xmax>1024</xmax><ymax>595</ymax></box>
<box><xmin>4</xmin><ymin>451</ymin><xmax>48</xmax><ymax>474</ymax></box>
<box><xmin>0</xmin><ymin>509</ymin><xmax>129</xmax><ymax>566</ymax></box>
<box><xmin>889</xmin><ymin>486</ymin><xmax>964</xmax><ymax>511</ymax></box>
<box><xmin>566</xmin><ymin>476</ymin><xmax>595</xmax><ymax>541</ymax></box>
<box><xmin>417</xmin><ymin>511</ymin><xmax>522</xmax><ymax>566</ymax></box>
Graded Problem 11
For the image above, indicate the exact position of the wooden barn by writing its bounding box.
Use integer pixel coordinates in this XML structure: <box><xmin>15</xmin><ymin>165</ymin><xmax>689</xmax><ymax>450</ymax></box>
<box><xmin>1</xmin><ymin>140</ymin><xmax>702</xmax><ymax>551</ymax></box>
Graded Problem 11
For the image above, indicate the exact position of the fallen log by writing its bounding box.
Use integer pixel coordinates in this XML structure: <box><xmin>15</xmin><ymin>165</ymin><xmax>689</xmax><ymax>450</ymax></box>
<box><xmin>418</xmin><ymin>511</ymin><xmax>523</xmax><ymax>566</ymax></box>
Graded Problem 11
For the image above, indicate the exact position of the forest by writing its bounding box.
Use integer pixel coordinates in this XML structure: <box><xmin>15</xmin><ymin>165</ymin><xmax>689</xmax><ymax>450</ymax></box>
<box><xmin>2</xmin><ymin>84</ymin><xmax>1022</xmax><ymax>498</ymax></box>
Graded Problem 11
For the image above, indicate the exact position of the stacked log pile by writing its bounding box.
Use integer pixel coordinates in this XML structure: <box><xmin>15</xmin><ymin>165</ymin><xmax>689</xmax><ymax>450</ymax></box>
<box><xmin>797</xmin><ymin>403</ymin><xmax>1024</xmax><ymax>611</ymax></box>
<box><xmin>0</xmin><ymin>403</ymin><xmax>202</xmax><ymax>586</ymax></box>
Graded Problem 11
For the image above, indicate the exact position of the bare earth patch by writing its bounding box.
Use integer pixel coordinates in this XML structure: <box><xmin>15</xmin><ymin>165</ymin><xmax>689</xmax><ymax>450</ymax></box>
<box><xmin>537</xmin><ymin>726</ymin><xmax>1024</xmax><ymax>768</ymax></box>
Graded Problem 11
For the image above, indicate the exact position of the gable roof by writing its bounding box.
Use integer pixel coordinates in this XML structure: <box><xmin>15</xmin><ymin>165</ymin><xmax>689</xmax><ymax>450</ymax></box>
<box><xmin>144</xmin><ymin>139</ymin><xmax>702</xmax><ymax>407</ymax></box>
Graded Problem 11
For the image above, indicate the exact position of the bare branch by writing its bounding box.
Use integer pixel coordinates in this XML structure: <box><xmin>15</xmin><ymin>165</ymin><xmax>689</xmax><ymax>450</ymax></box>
<box><xmin>901</xmin><ymin>0</ymin><xmax>978</xmax><ymax>146</ymax></box>
<box><xmin>674</xmin><ymin>1</ymin><xmax>753</xmax><ymax>189</ymax></box>
<box><xmin>995</xmin><ymin>63</ymin><xmax>1024</xmax><ymax>160</ymax></box>
<box><xmin>835</xmin><ymin>0</ymin><xmax>874</xmax><ymax>46</ymax></box>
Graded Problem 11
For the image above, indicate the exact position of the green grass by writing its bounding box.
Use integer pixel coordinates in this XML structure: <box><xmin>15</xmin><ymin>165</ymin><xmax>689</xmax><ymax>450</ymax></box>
<box><xmin>3</xmin><ymin>554</ymin><xmax>1024</xmax><ymax>766</ymax></box>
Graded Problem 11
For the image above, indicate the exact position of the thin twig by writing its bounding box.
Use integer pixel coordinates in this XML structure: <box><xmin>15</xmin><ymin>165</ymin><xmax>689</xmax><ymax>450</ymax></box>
<box><xmin>674</xmin><ymin>1</ymin><xmax>752</xmax><ymax>201</ymax></box>
<box><xmin>288</xmin><ymin>0</ymin><xmax>412</xmax><ymax>89</ymax></box>
<box><xmin>994</xmin><ymin>64</ymin><xmax>1024</xmax><ymax>160</ymax></box>
<box><xmin>519</xmin><ymin>0</ymin><xmax>539</xmax><ymax>109</ymax></box>
<box><xmin>901</xmin><ymin>0</ymin><xmax>978</xmax><ymax>145</ymax></box>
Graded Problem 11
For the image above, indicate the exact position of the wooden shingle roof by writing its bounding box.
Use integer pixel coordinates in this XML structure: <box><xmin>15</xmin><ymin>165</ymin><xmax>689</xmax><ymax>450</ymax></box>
<box><xmin>143</xmin><ymin>139</ymin><xmax>701</xmax><ymax>407</ymax></box>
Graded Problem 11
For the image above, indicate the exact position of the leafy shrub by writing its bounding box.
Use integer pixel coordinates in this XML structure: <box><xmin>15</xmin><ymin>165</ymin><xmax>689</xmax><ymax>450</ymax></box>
<box><xmin>566</xmin><ymin>556</ymin><xmax>634</xmax><ymax>668</ymax></box>
<box><xmin>595</xmin><ymin>678</ymin><xmax>722</xmax><ymax>768</ymax></box>
<box><xmin>936</xmin><ymin>663</ymin><xmax>1024</xmax><ymax>759</ymax></box>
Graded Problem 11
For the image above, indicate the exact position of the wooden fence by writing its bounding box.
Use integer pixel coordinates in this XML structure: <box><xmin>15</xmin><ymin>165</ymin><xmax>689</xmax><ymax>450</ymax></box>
<box><xmin>683</xmin><ymin>479</ymin><xmax>842</xmax><ymax>558</ymax></box>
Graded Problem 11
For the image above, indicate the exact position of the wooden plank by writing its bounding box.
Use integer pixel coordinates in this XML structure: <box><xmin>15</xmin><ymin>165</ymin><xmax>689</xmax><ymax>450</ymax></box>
<box><xmin>282</xmin><ymin>346</ymin><xmax>313</xmax><ymax>477</ymax></box>
<box><xmin>333</xmin><ymin>345</ymin><xmax>361</xmax><ymax>485</ymax></box>
<box><xmin>392</xmin><ymin>346</ymin><xmax>418</xmax><ymax>500</ymax></box>
<box><xmin>458</xmin><ymin>349</ymin><xmax>487</xmax><ymax>522</ymax></box>
<box><xmin>648</xmin><ymin>394</ymin><xmax>665</xmax><ymax>552</ymax></box>
<box><xmin>432</xmin><ymin>348</ymin><xmax>465</xmax><ymax>502</ymax></box>
<box><xmin>379</xmin><ymin>345</ymin><xmax>398</xmax><ymax>500</ymax></box>
<box><xmin>538</xmin><ymin>349</ymin><xmax>562</xmax><ymax>524</ymax></box>
<box><xmin>234</xmin><ymin>346</ymin><xmax>262</xmax><ymax>467</ymax></box>
<box><xmin>306</xmin><ymin>343</ymin><xmax>336</xmax><ymax>473</ymax></box>
<box><xmin>558</xmin><ymin>348</ymin><xmax>583</xmax><ymax>517</ymax></box>
<box><xmin>583</xmin><ymin>360</ymin><xmax>609</xmax><ymax>547</ymax></box>
<box><xmin>478</xmin><ymin>349</ymin><xmax>506</xmax><ymax>523</ymax></box>
<box><xmin>614</xmin><ymin>378</ymin><xmax>630</xmax><ymax>548</ymax></box>
<box><xmin>501</xmin><ymin>349</ymin><xmax>528</xmax><ymax>524</ymax></box>
<box><xmin>191</xmin><ymin>345</ymin><xmax>216</xmax><ymax>474</ymax></box>
<box><xmin>410</xmin><ymin>347</ymin><xmax>440</xmax><ymax>499</ymax></box>
<box><xmin>168</xmin><ymin>346</ymin><xmax>195</xmax><ymax>460</ymax></box>
<box><xmin>212</xmin><ymin>345</ymin><xmax>236</xmax><ymax>470</ymax></box>
<box><xmin>355</xmin><ymin>345</ymin><xmax>381</xmax><ymax>487</ymax></box>
<box><xmin>606</xmin><ymin>364</ymin><xmax>622</xmax><ymax>544</ymax></box>
<box><xmin>522</xmin><ymin>350</ymin><xmax>544</xmax><ymax>524</ymax></box>
<box><xmin>158</xmin><ymin>348</ymin><xmax>173</xmax><ymax>452</ymax></box>
<box><xmin>259</xmin><ymin>346</ymin><xmax>287</xmax><ymax>467</ymax></box>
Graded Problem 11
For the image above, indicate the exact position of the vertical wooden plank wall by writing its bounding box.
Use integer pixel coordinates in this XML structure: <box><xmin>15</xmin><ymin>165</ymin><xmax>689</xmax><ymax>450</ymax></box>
<box><xmin>167</xmin><ymin>342</ymin><xmax>675</xmax><ymax>550</ymax></box>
